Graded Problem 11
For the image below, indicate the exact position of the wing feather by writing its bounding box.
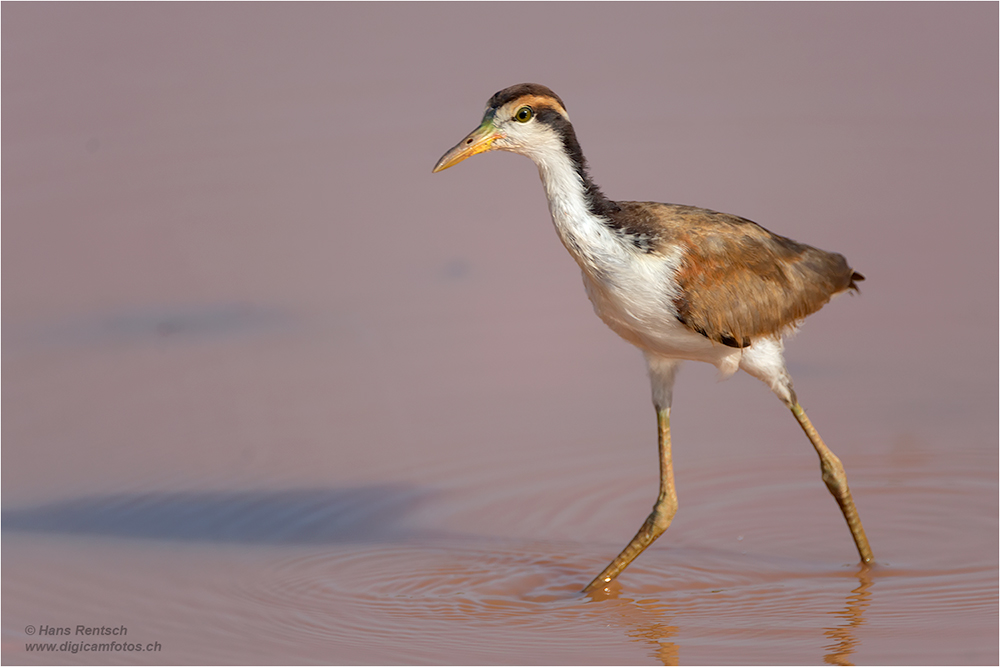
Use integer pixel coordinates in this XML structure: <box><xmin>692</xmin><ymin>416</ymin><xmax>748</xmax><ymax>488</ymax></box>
<box><xmin>613</xmin><ymin>203</ymin><xmax>862</xmax><ymax>347</ymax></box>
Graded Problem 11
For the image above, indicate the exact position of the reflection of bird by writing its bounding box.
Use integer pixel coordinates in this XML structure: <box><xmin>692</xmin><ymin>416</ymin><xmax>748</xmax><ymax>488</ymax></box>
<box><xmin>433</xmin><ymin>83</ymin><xmax>874</xmax><ymax>593</ymax></box>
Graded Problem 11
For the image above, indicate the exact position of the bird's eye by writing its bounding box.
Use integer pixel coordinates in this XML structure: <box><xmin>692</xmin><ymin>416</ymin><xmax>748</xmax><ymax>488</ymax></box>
<box><xmin>515</xmin><ymin>106</ymin><xmax>533</xmax><ymax>123</ymax></box>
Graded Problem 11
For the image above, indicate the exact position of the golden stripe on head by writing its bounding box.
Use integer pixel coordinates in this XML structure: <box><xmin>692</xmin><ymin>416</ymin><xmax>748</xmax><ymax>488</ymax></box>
<box><xmin>487</xmin><ymin>84</ymin><xmax>569</xmax><ymax>120</ymax></box>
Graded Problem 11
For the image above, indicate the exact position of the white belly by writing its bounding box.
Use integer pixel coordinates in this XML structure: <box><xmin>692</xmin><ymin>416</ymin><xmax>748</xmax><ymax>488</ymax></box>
<box><xmin>577</xmin><ymin>251</ymin><xmax>743</xmax><ymax>375</ymax></box>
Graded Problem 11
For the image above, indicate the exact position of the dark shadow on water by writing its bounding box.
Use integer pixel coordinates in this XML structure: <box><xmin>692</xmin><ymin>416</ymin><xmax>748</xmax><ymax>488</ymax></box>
<box><xmin>3</xmin><ymin>301</ymin><xmax>298</xmax><ymax>354</ymax></box>
<box><xmin>2</xmin><ymin>486</ymin><xmax>445</xmax><ymax>544</ymax></box>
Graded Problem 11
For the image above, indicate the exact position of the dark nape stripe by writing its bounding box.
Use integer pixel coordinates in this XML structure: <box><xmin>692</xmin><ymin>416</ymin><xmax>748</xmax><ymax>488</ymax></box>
<box><xmin>535</xmin><ymin>108</ymin><xmax>620</xmax><ymax>219</ymax></box>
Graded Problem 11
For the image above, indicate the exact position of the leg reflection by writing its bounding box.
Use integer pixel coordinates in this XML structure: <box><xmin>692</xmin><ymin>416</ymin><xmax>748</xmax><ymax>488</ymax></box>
<box><xmin>822</xmin><ymin>566</ymin><xmax>874</xmax><ymax>666</ymax></box>
<box><xmin>628</xmin><ymin>617</ymin><xmax>680</xmax><ymax>666</ymax></box>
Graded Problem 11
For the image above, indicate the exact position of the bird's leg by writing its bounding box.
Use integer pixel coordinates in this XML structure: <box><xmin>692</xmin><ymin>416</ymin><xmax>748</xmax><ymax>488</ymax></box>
<box><xmin>791</xmin><ymin>403</ymin><xmax>874</xmax><ymax>564</ymax></box>
<box><xmin>583</xmin><ymin>406</ymin><xmax>678</xmax><ymax>593</ymax></box>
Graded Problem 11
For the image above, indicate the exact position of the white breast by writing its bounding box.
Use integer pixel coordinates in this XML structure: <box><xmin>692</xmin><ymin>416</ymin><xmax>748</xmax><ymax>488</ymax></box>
<box><xmin>529</xmin><ymin>136</ymin><xmax>743</xmax><ymax>376</ymax></box>
<box><xmin>579</xmin><ymin>246</ymin><xmax>741</xmax><ymax>372</ymax></box>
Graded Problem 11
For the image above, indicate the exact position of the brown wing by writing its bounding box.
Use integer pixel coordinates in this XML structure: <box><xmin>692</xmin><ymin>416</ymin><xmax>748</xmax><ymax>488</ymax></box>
<box><xmin>614</xmin><ymin>202</ymin><xmax>863</xmax><ymax>348</ymax></box>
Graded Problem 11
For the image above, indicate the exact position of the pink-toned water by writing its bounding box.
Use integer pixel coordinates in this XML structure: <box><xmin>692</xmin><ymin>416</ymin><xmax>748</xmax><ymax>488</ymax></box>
<box><xmin>3</xmin><ymin>4</ymin><xmax>996</xmax><ymax>664</ymax></box>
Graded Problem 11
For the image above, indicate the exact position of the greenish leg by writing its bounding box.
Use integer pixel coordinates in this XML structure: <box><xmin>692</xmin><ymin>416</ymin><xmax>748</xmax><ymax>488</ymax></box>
<box><xmin>791</xmin><ymin>403</ymin><xmax>874</xmax><ymax>564</ymax></box>
<box><xmin>583</xmin><ymin>407</ymin><xmax>678</xmax><ymax>593</ymax></box>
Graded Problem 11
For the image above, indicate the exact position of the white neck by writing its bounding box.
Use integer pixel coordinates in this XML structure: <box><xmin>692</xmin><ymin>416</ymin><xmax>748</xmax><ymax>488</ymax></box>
<box><xmin>522</xmin><ymin>140</ymin><xmax>627</xmax><ymax>273</ymax></box>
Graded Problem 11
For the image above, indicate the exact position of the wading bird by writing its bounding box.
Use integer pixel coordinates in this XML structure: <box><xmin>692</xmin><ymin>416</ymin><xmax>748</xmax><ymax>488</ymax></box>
<box><xmin>433</xmin><ymin>83</ymin><xmax>873</xmax><ymax>593</ymax></box>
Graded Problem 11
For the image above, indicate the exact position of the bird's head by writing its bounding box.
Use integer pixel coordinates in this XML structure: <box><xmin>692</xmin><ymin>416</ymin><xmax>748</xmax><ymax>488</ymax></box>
<box><xmin>432</xmin><ymin>83</ymin><xmax>573</xmax><ymax>173</ymax></box>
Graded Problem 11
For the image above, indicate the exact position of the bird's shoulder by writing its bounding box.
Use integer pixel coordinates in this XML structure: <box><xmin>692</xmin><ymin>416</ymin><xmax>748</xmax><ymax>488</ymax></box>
<box><xmin>606</xmin><ymin>201</ymin><xmax>783</xmax><ymax>249</ymax></box>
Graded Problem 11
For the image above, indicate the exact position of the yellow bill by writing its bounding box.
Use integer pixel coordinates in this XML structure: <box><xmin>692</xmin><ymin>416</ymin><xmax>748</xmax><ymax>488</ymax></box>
<box><xmin>432</xmin><ymin>119</ymin><xmax>503</xmax><ymax>173</ymax></box>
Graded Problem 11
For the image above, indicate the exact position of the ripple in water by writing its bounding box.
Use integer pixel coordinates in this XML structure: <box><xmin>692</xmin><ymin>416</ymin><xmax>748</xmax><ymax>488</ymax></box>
<box><xmin>232</xmin><ymin>540</ymin><xmax>658</xmax><ymax>662</ymax></box>
<box><xmin>222</xmin><ymin>456</ymin><xmax>996</xmax><ymax>664</ymax></box>
<box><xmin>5</xmin><ymin>453</ymin><xmax>994</xmax><ymax>663</ymax></box>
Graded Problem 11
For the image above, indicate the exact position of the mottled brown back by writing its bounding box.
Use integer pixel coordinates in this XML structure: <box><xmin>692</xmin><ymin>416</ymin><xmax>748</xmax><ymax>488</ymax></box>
<box><xmin>613</xmin><ymin>202</ymin><xmax>863</xmax><ymax>347</ymax></box>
